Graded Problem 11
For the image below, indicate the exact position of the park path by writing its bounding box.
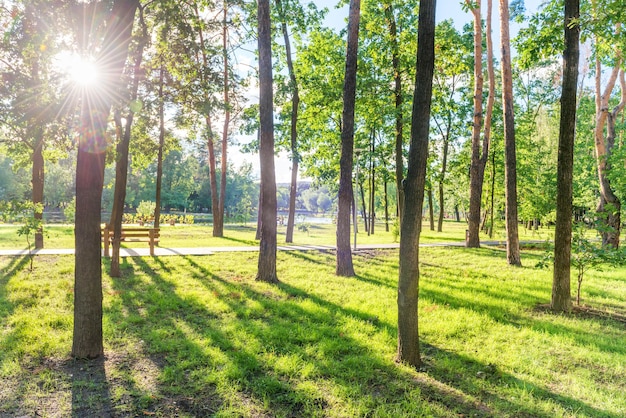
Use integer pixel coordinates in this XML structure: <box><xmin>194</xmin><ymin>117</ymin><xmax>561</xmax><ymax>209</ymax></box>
<box><xmin>0</xmin><ymin>241</ymin><xmax>526</xmax><ymax>257</ymax></box>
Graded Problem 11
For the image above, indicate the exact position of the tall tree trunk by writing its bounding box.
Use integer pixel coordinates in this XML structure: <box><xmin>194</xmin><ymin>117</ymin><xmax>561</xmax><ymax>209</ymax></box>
<box><xmin>110</xmin><ymin>12</ymin><xmax>147</xmax><ymax>277</ymax></box>
<box><xmin>384</xmin><ymin>3</ymin><xmax>404</xmax><ymax>228</ymax></box>
<box><xmin>489</xmin><ymin>148</ymin><xmax>496</xmax><ymax>238</ymax></box>
<box><xmin>73</xmin><ymin>0</ymin><xmax>139</xmax><ymax>359</ymax></box>
<box><xmin>256</xmin><ymin>0</ymin><xmax>278</xmax><ymax>283</ymax></box>
<box><xmin>552</xmin><ymin>0</ymin><xmax>580</xmax><ymax>313</ymax></box>
<box><xmin>466</xmin><ymin>0</ymin><xmax>495</xmax><ymax>248</ymax></box>
<box><xmin>218</xmin><ymin>2</ymin><xmax>230</xmax><ymax>238</ymax></box>
<box><xmin>277</xmin><ymin>0</ymin><xmax>301</xmax><ymax>244</ymax></box>
<box><xmin>428</xmin><ymin>187</ymin><xmax>435</xmax><ymax>231</ymax></box>
<box><xmin>437</xmin><ymin>129</ymin><xmax>449</xmax><ymax>233</ymax></box>
<box><xmin>336</xmin><ymin>0</ymin><xmax>361</xmax><ymax>277</ymax></box>
<box><xmin>359</xmin><ymin>179</ymin><xmax>369</xmax><ymax>235</ymax></box>
<box><xmin>154</xmin><ymin>62</ymin><xmax>166</xmax><ymax>229</ymax></box>
<box><xmin>192</xmin><ymin>3</ymin><xmax>223</xmax><ymax>237</ymax></box>
<box><xmin>594</xmin><ymin>54</ymin><xmax>625</xmax><ymax>248</ymax></box>
<box><xmin>397</xmin><ymin>0</ymin><xmax>436</xmax><ymax>369</ymax></box>
<box><xmin>32</xmin><ymin>136</ymin><xmax>44</xmax><ymax>249</ymax></box>
<box><xmin>499</xmin><ymin>0</ymin><xmax>521</xmax><ymax>266</ymax></box>
<box><xmin>384</xmin><ymin>180</ymin><xmax>390</xmax><ymax>232</ymax></box>
<box><xmin>369</xmin><ymin>133</ymin><xmax>375</xmax><ymax>235</ymax></box>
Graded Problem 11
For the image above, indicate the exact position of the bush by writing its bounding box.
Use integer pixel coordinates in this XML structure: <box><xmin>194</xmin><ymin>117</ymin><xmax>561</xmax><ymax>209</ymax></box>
<box><xmin>136</xmin><ymin>201</ymin><xmax>156</xmax><ymax>222</ymax></box>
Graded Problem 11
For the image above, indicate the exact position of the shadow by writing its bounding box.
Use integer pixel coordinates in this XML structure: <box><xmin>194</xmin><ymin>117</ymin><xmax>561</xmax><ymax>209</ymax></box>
<box><xmin>219</xmin><ymin>235</ymin><xmax>258</xmax><ymax>245</ymax></box>
<box><xmin>66</xmin><ymin>357</ymin><xmax>113</xmax><ymax>418</ymax></box>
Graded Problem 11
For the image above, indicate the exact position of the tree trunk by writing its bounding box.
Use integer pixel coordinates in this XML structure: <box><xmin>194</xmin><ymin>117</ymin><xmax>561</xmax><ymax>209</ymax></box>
<box><xmin>369</xmin><ymin>134</ymin><xmax>375</xmax><ymax>235</ymax></box>
<box><xmin>499</xmin><ymin>0</ymin><xmax>521</xmax><ymax>266</ymax></box>
<box><xmin>397</xmin><ymin>0</ymin><xmax>435</xmax><ymax>369</ymax></box>
<box><xmin>336</xmin><ymin>0</ymin><xmax>360</xmax><ymax>277</ymax></box>
<box><xmin>72</xmin><ymin>0</ymin><xmax>138</xmax><ymax>359</ymax></box>
<box><xmin>359</xmin><ymin>179</ymin><xmax>369</xmax><ymax>235</ymax></box>
<box><xmin>154</xmin><ymin>62</ymin><xmax>166</xmax><ymax>229</ymax></box>
<box><xmin>384</xmin><ymin>180</ymin><xmax>390</xmax><ymax>232</ymax></box>
<box><xmin>277</xmin><ymin>0</ymin><xmax>301</xmax><ymax>244</ymax></box>
<box><xmin>594</xmin><ymin>60</ymin><xmax>625</xmax><ymax>248</ymax></box>
<box><xmin>384</xmin><ymin>3</ymin><xmax>404</xmax><ymax>229</ymax></box>
<box><xmin>552</xmin><ymin>0</ymin><xmax>579</xmax><ymax>313</ymax></box>
<box><xmin>466</xmin><ymin>0</ymin><xmax>495</xmax><ymax>248</ymax></box>
<box><xmin>489</xmin><ymin>148</ymin><xmax>496</xmax><ymax>238</ymax></box>
<box><xmin>437</xmin><ymin>132</ymin><xmax>449</xmax><ymax>233</ymax></box>
<box><xmin>218</xmin><ymin>3</ymin><xmax>230</xmax><ymax>238</ymax></box>
<box><xmin>427</xmin><ymin>187</ymin><xmax>435</xmax><ymax>231</ymax></box>
<box><xmin>32</xmin><ymin>137</ymin><xmax>44</xmax><ymax>249</ymax></box>
<box><xmin>256</xmin><ymin>0</ymin><xmax>278</xmax><ymax>283</ymax></box>
<box><xmin>110</xmin><ymin>15</ymin><xmax>147</xmax><ymax>277</ymax></box>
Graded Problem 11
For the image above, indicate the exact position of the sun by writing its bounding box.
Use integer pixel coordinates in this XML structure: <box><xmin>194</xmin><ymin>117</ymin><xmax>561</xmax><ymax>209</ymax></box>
<box><xmin>68</xmin><ymin>55</ymin><xmax>99</xmax><ymax>86</ymax></box>
<box><xmin>55</xmin><ymin>51</ymin><xmax>100</xmax><ymax>87</ymax></box>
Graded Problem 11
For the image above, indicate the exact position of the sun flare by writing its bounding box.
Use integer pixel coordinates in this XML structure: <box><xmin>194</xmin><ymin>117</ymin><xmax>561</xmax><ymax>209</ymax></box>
<box><xmin>55</xmin><ymin>51</ymin><xmax>100</xmax><ymax>87</ymax></box>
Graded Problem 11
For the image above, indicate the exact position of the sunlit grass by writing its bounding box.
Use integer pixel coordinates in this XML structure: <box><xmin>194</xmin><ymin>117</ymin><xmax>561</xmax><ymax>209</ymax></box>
<box><xmin>1</xmin><ymin>247</ymin><xmax>625</xmax><ymax>416</ymax></box>
<box><xmin>0</xmin><ymin>219</ymin><xmax>557</xmax><ymax>250</ymax></box>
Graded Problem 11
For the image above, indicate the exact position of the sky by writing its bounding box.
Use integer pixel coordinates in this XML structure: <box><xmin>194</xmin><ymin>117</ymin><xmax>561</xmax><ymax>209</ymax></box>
<box><xmin>232</xmin><ymin>0</ymin><xmax>547</xmax><ymax>183</ymax></box>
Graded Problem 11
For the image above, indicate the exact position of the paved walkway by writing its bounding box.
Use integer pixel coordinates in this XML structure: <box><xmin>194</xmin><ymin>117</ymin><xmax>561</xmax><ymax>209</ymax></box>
<box><xmin>0</xmin><ymin>241</ymin><xmax>512</xmax><ymax>257</ymax></box>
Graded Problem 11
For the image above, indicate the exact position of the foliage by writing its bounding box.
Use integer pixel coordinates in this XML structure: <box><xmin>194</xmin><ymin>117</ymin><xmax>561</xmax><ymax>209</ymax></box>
<box><xmin>0</xmin><ymin>200</ymin><xmax>43</xmax><ymax>270</ymax></box>
<box><xmin>135</xmin><ymin>201</ymin><xmax>156</xmax><ymax>223</ymax></box>
<box><xmin>63</xmin><ymin>197</ymin><xmax>75</xmax><ymax>223</ymax></box>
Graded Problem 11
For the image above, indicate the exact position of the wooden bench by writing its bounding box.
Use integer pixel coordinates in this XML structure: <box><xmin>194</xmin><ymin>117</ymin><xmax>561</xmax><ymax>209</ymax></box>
<box><xmin>102</xmin><ymin>226</ymin><xmax>160</xmax><ymax>257</ymax></box>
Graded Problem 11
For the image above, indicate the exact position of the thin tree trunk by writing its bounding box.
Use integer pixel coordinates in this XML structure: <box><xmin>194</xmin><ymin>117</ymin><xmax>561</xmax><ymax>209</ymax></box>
<box><xmin>384</xmin><ymin>3</ymin><xmax>404</xmax><ymax>229</ymax></box>
<box><xmin>499</xmin><ymin>0</ymin><xmax>521</xmax><ymax>266</ymax></box>
<box><xmin>466</xmin><ymin>0</ymin><xmax>495</xmax><ymax>248</ymax></box>
<box><xmin>336</xmin><ymin>0</ymin><xmax>360</xmax><ymax>277</ymax></box>
<box><xmin>218</xmin><ymin>2</ymin><xmax>230</xmax><ymax>237</ymax></box>
<box><xmin>489</xmin><ymin>148</ymin><xmax>495</xmax><ymax>238</ymax></box>
<box><xmin>277</xmin><ymin>0</ymin><xmax>301</xmax><ymax>244</ymax></box>
<box><xmin>397</xmin><ymin>0</ymin><xmax>436</xmax><ymax>369</ymax></box>
<box><xmin>437</xmin><ymin>133</ymin><xmax>449</xmax><ymax>233</ymax></box>
<box><xmin>154</xmin><ymin>62</ymin><xmax>166</xmax><ymax>229</ymax></box>
<box><xmin>384</xmin><ymin>180</ymin><xmax>389</xmax><ymax>232</ymax></box>
<box><xmin>256</xmin><ymin>0</ymin><xmax>278</xmax><ymax>283</ymax></box>
<box><xmin>359</xmin><ymin>179</ymin><xmax>369</xmax><ymax>235</ymax></box>
<box><xmin>370</xmin><ymin>133</ymin><xmax>375</xmax><ymax>234</ymax></box>
<box><xmin>72</xmin><ymin>0</ymin><xmax>138</xmax><ymax>359</ymax></box>
<box><xmin>428</xmin><ymin>187</ymin><xmax>435</xmax><ymax>231</ymax></box>
<box><xmin>594</xmin><ymin>60</ymin><xmax>624</xmax><ymax>248</ymax></box>
<box><xmin>32</xmin><ymin>137</ymin><xmax>44</xmax><ymax>249</ymax></box>
<box><xmin>110</xmin><ymin>12</ymin><xmax>147</xmax><ymax>277</ymax></box>
<box><xmin>552</xmin><ymin>0</ymin><xmax>579</xmax><ymax>313</ymax></box>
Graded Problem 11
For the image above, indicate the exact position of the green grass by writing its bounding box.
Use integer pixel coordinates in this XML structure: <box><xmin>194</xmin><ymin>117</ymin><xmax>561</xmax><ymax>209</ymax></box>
<box><xmin>1</xmin><ymin>247</ymin><xmax>625</xmax><ymax>417</ymax></box>
<box><xmin>0</xmin><ymin>219</ymin><xmax>556</xmax><ymax>249</ymax></box>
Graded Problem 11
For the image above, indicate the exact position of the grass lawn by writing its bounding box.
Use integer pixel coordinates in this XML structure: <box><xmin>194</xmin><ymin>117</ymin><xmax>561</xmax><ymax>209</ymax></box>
<box><xmin>0</xmin><ymin>219</ymin><xmax>555</xmax><ymax>250</ymax></box>
<box><xmin>1</xmin><ymin>247</ymin><xmax>625</xmax><ymax>417</ymax></box>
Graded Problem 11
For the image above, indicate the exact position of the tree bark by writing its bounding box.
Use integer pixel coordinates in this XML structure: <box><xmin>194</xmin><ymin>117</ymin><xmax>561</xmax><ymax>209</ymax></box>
<box><xmin>384</xmin><ymin>3</ymin><xmax>404</xmax><ymax>228</ymax></box>
<box><xmin>110</xmin><ymin>12</ymin><xmax>147</xmax><ymax>277</ymax></box>
<box><xmin>397</xmin><ymin>0</ymin><xmax>436</xmax><ymax>369</ymax></box>
<box><xmin>336</xmin><ymin>0</ymin><xmax>361</xmax><ymax>277</ymax></box>
<box><xmin>32</xmin><ymin>136</ymin><xmax>44</xmax><ymax>249</ymax></box>
<box><xmin>256</xmin><ymin>0</ymin><xmax>278</xmax><ymax>283</ymax></box>
<box><xmin>466</xmin><ymin>0</ymin><xmax>495</xmax><ymax>248</ymax></box>
<box><xmin>218</xmin><ymin>2</ymin><xmax>230</xmax><ymax>238</ymax></box>
<box><xmin>594</xmin><ymin>60</ymin><xmax>625</xmax><ymax>248</ymax></box>
<box><xmin>359</xmin><ymin>179</ymin><xmax>369</xmax><ymax>235</ymax></box>
<box><xmin>552</xmin><ymin>0</ymin><xmax>580</xmax><ymax>313</ymax></box>
<box><xmin>72</xmin><ymin>0</ymin><xmax>138</xmax><ymax>359</ymax></box>
<box><xmin>499</xmin><ymin>0</ymin><xmax>521</xmax><ymax>266</ymax></box>
<box><xmin>427</xmin><ymin>187</ymin><xmax>435</xmax><ymax>231</ymax></box>
<box><xmin>276</xmin><ymin>0</ymin><xmax>301</xmax><ymax>244</ymax></box>
<box><xmin>154</xmin><ymin>62</ymin><xmax>166</xmax><ymax>229</ymax></box>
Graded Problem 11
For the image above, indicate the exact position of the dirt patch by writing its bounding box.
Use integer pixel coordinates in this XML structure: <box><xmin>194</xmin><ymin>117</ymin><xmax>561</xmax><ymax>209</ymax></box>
<box><xmin>534</xmin><ymin>303</ymin><xmax>626</xmax><ymax>324</ymax></box>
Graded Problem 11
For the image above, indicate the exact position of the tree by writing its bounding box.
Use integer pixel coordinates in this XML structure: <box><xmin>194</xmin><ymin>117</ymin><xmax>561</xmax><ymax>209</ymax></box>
<box><xmin>276</xmin><ymin>0</ymin><xmax>301</xmax><ymax>244</ymax></box>
<box><xmin>109</xmin><ymin>6</ymin><xmax>149</xmax><ymax>277</ymax></box>
<box><xmin>256</xmin><ymin>0</ymin><xmax>279</xmax><ymax>283</ymax></box>
<box><xmin>72</xmin><ymin>0</ymin><xmax>139</xmax><ymax>359</ymax></box>
<box><xmin>397</xmin><ymin>0</ymin><xmax>436</xmax><ymax>368</ymax></box>
<box><xmin>499</xmin><ymin>0</ymin><xmax>521</xmax><ymax>266</ymax></box>
<box><xmin>0</xmin><ymin>1</ymin><xmax>67</xmax><ymax>249</ymax></box>
<box><xmin>335</xmin><ymin>0</ymin><xmax>361</xmax><ymax>277</ymax></box>
<box><xmin>465</xmin><ymin>0</ymin><xmax>496</xmax><ymax>248</ymax></box>
<box><xmin>552</xmin><ymin>0</ymin><xmax>580</xmax><ymax>313</ymax></box>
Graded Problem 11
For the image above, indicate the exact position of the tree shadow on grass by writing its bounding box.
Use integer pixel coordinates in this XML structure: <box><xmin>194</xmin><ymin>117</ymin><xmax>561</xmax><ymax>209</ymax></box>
<box><xmin>176</xmin><ymin>254</ymin><xmax>615</xmax><ymax>417</ymax></box>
